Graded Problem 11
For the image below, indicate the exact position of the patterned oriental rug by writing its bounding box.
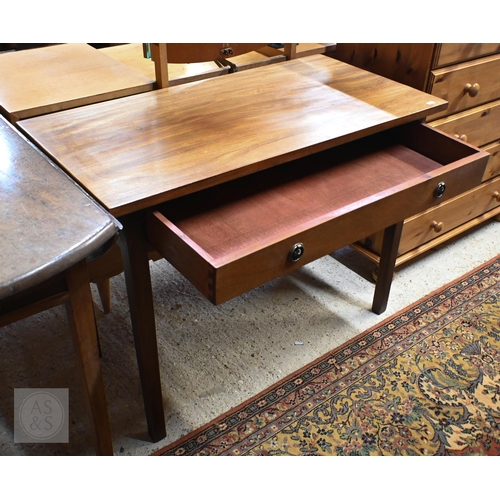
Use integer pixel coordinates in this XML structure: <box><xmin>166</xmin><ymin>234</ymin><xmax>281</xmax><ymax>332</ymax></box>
<box><xmin>154</xmin><ymin>256</ymin><xmax>500</xmax><ymax>456</ymax></box>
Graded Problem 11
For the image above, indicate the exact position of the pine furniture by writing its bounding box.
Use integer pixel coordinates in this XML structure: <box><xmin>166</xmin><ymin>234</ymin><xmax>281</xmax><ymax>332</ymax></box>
<box><xmin>100</xmin><ymin>43</ymin><xmax>230</xmax><ymax>86</ymax></box>
<box><xmin>0</xmin><ymin>43</ymin><xmax>154</xmax><ymax>123</ymax></box>
<box><xmin>17</xmin><ymin>54</ymin><xmax>489</xmax><ymax>442</ymax></box>
<box><xmin>149</xmin><ymin>43</ymin><xmax>273</xmax><ymax>88</ymax></box>
<box><xmin>217</xmin><ymin>43</ymin><xmax>335</xmax><ymax>72</ymax></box>
<box><xmin>334</xmin><ymin>43</ymin><xmax>500</xmax><ymax>273</ymax></box>
<box><xmin>0</xmin><ymin>116</ymin><xmax>120</xmax><ymax>455</ymax></box>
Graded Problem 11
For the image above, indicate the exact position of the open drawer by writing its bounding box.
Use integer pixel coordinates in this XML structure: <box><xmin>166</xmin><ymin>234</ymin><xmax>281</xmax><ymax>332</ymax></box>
<box><xmin>146</xmin><ymin>122</ymin><xmax>489</xmax><ymax>305</ymax></box>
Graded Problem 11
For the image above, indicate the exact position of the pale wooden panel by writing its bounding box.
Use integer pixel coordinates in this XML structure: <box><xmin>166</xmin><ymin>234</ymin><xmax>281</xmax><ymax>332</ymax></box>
<box><xmin>18</xmin><ymin>55</ymin><xmax>447</xmax><ymax>217</ymax></box>
<box><xmin>0</xmin><ymin>43</ymin><xmax>154</xmax><ymax>122</ymax></box>
<box><xmin>100</xmin><ymin>43</ymin><xmax>156</xmax><ymax>79</ymax></box>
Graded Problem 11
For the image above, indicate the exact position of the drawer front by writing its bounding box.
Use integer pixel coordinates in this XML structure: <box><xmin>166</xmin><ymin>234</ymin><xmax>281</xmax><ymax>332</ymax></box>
<box><xmin>428</xmin><ymin>99</ymin><xmax>500</xmax><ymax>147</ymax></box>
<box><xmin>146</xmin><ymin>124</ymin><xmax>488</xmax><ymax>305</ymax></box>
<box><xmin>483</xmin><ymin>140</ymin><xmax>500</xmax><ymax>181</ymax></box>
<box><xmin>434</xmin><ymin>43</ymin><xmax>500</xmax><ymax>68</ymax></box>
<box><xmin>427</xmin><ymin>53</ymin><xmax>500</xmax><ymax>120</ymax></box>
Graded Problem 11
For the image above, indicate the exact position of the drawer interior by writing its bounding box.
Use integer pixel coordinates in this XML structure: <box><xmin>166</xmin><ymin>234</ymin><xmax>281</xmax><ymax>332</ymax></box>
<box><xmin>147</xmin><ymin>123</ymin><xmax>488</xmax><ymax>304</ymax></box>
<box><xmin>150</xmin><ymin>123</ymin><xmax>485</xmax><ymax>269</ymax></box>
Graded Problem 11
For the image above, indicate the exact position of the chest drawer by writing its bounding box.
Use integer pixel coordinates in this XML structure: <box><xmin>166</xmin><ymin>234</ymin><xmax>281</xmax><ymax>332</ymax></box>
<box><xmin>146</xmin><ymin>123</ymin><xmax>487</xmax><ymax>305</ymax></box>
<box><xmin>434</xmin><ymin>44</ymin><xmax>500</xmax><ymax>68</ymax></box>
<box><xmin>393</xmin><ymin>175</ymin><xmax>500</xmax><ymax>255</ymax></box>
<box><xmin>429</xmin><ymin>99</ymin><xmax>500</xmax><ymax>147</ymax></box>
<box><xmin>426</xmin><ymin>53</ymin><xmax>500</xmax><ymax>120</ymax></box>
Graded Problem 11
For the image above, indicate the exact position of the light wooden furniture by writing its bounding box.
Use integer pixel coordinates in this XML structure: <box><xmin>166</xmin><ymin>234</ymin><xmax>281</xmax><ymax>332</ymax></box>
<box><xmin>100</xmin><ymin>43</ymin><xmax>230</xmax><ymax>86</ymax></box>
<box><xmin>0</xmin><ymin>116</ymin><xmax>120</xmax><ymax>455</ymax></box>
<box><xmin>281</xmin><ymin>43</ymin><xmax>336</xmax><ymax>59</ymax></box>
<box><xmin>218</xmin><ymin>45</ymin><xmax>287</xmax><ymax>72</ymax></box>
<box><xmin>0</xmin><ymin>43</ymin><xmax>154</xmax><ymax>123</ymax></box>
<box><xmin>335</xmin><ymin>43</ymin><xmax>500</xmax><ymax>273</ymax></box>
<box><xmin>188</xmin><ymin>43</ymin><xmax>336</xmax><ymax>73</ymax></box>
<box><xmin>18</xmin><ymin>54</ymin><xmax>488</xmax><ymax>443</ymax></box>
<box><xmin>150</xmin><ymin>43</ymin><xmax>271</xmax><ymax>88</ymax></box>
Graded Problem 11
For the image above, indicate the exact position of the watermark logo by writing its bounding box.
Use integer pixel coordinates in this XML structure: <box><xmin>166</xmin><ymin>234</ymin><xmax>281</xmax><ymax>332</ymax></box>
<box><xmin>14</xmin><ymin>389</ymin><xmax>68</xmax><ymax>443</ymax></box>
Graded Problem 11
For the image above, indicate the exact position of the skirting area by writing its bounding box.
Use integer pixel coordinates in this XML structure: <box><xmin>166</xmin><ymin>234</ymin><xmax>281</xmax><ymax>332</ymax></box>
<box><xmin>1</xmin><ymin>219</ymin><xmax>499</xmax><ymax>455</ymax></box>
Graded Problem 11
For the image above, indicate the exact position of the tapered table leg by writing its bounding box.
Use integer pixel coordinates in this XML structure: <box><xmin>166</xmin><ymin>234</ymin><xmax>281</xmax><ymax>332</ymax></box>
<box><xmin>119</xmin><ymin>213</ymin><xmax>166</xmax><ymax>442</ymax></box>
<box><xmin>372</xmin><ymin>221</ymin><xmax>403</xmax><ymax>315</ymax></box>
<box><xmin>65</xmin><ymin>259</ymin><xmax>113</xmax><ymax>456</ymax></box>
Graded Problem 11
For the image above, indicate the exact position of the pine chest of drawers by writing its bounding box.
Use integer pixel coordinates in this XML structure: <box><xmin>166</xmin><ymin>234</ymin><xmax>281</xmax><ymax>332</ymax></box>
<box><xmin>335</xmin><ymin>43</ymin><xmax>500</xmax><ymax>272</ymax></box>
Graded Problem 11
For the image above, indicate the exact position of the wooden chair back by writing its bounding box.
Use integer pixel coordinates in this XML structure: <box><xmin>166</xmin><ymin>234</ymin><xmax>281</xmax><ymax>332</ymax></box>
<box><xmin>149</xmin><ymin>43</ymin><xmax>293</xmax><ymax>88</ymax></box>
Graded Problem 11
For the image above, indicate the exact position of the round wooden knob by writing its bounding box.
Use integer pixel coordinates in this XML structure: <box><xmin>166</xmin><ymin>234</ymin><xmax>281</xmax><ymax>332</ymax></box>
<box><xmin>465</xmin><ymin>83</ymin><xmax>480</xmax><ymax>97</ymax></box>
<box><xmin>454</xmin><ymin>134</ymin><xmax>468</xmax><ymax>142</ymax></box>
<box><xmin>493</xmin><ymin>191</ymin><xmax>500</xmax><ymax>202</ymax></box>
<box><xmin>431</xmin><ymin>221</ymin><xmax>444</xmax><ymax>233</ymax></box>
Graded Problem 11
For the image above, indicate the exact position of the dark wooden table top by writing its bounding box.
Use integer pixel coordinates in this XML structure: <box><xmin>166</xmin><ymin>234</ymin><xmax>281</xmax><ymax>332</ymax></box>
<box><xmin>0</xmin><ymin>116</ymin><xmax>119</xmax><ymax>300</ymax></box>
<box><xmin>18</xmin><ymin>55</ymin><xmax>448</xmax><ymax>217</ymax></box>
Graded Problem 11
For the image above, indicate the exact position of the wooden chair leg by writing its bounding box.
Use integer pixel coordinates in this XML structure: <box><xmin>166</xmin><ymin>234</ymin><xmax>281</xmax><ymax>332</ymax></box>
<box><xmin>95</xmin><ymin>278</ymin><xmax>111</xmax><ymax>313</ymax></box>
<box><xmin>65</xmin><ymin>259</ymin><xmax>114</xmax><ymax>456</ymax></box>
<box><xmin>372</xmin><ymin>221</ymin><xmax>403</xmax><ymax>315</ymax></box>
<box><xmin>283</xmin><ymin>43</ymin><xmax>297</xmax><ymax>59</ymax></box>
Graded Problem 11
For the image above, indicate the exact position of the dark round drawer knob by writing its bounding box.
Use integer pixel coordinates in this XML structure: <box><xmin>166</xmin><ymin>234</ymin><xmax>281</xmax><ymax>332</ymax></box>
<box><xmin>434</xmin><ymin>182</ymin><xmax>446</xmax><ymax>198</ymax></box>
<box><xmin>288</xmin><ymin>242</ymin><xmax>304</xmax><ymax>262</ymax></box>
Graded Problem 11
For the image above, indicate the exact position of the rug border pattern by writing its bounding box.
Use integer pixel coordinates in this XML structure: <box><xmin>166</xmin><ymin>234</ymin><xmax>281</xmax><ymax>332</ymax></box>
<box><xmin>154</xmin><ymin>256</ymin><xmax>500</xmax><ymax>456</ymax></box>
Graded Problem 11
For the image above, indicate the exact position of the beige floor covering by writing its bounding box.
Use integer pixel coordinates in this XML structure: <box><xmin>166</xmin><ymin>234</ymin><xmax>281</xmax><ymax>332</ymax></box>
<box><xmin>1</xmin><ymin>219</ymin><xmax>499</xmax><ymax>456</ymax></box>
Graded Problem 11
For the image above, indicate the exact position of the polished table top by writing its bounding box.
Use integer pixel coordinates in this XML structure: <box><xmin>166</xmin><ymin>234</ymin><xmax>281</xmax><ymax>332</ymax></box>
<box><xmin>0</xmin><ymin>116</ymin><xmax>118</xmax><ymax>300</ymax></box>
<box><xmin>18</xmin><ymin>54</ymin><xmax>448</xmax><ymax>217</ymax></box>
<box><xmin>0</xmin><ymin>43</ymin><xmax>154</xmax><ymax>122</ymax></box>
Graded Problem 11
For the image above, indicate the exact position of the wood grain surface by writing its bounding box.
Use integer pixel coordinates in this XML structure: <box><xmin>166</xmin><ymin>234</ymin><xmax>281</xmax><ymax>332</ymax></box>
<box><xmin>18</xmin><ymin>55</ymin><xmax>448</xmax><ymax>217</ymax></box>
<box><xmin>0</xmin><ymin>116</ymin><xmax>118</xmax><ymax>299</ymax></box>
<box><xmin>0</xmin><ymin>43</ymin><xmax>154</xmax><ymax>121</ymax></box>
